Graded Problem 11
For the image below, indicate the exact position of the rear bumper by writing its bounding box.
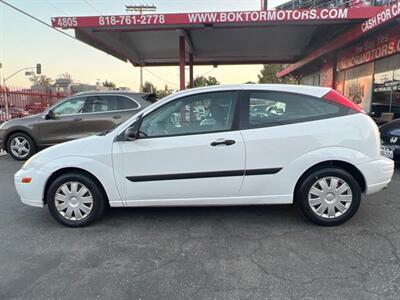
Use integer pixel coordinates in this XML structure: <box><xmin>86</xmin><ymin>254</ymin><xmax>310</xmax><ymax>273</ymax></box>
<box><xmin>0</xmin><ymin>133</ymin><xmax>4</xmax><ymax>151</ymax></box>
<box><xmin>358</xmin><ymin>156</ymin><xmax>395</xmax><ymax>195</ymax></box>
<box><xmin>0</xmin><ymin>138</ymin><xmax>6</xmax><ymax>156</ymax></box>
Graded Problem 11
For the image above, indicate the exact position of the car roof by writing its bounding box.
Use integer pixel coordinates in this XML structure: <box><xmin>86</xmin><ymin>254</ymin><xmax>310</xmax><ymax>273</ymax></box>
<box><xmin>380</xmin><ymin>118</ymin><xmax>400</xmax><ymax>130</ymax></box>
<box><xmin>71</xmin><ymin>90</ymin><xmax>157</xmax><ymax>105</ymax></box>
<box><xmin>47</xmin><ymin>91</ymin><xmax>157</xmax><ymax>113</ymax></box>
<box><xmin>74</xmin><ymin>90</ymin><xmax>148</xmax><ymax>96</ymax></box>
<box><xmin>133</xmin><ymin>84</ymin><xmax>334</xmax><ymax>119</ymax></box>
<box><xmin>170</xmin><ymin>84</ymin><xmax>332</xmax><ymax>99</ymax></box>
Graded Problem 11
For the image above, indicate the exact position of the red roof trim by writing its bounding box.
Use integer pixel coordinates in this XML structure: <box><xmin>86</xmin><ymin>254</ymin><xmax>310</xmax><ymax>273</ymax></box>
<box><xmin>323</xmin><ymin>89</ymin><xmax>364</xmax><ymax>113</ymax></box>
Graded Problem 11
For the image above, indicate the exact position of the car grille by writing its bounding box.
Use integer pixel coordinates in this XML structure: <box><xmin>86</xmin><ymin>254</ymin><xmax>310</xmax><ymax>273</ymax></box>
<box><xmin>381</xmin><ymin>134</ymin><xmax>400</xmax><ymax>145</ymax></box>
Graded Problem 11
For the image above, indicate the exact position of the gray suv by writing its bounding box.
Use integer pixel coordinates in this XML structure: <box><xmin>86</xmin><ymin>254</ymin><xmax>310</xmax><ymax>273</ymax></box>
<box><xmin>0</xmin><ymin>91</ymin><xmax>155</xmax><ymax>160</ymax></box>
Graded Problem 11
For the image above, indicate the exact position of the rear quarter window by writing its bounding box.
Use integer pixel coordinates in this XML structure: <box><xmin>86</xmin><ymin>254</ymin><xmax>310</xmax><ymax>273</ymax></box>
<box><xmin>241</xmin><ymin>91</ymin><xmax>350</xmax><ymax>129</ymax></box>
<box><xmin>117</xmin><ymin>96</ymin><xmax>139</xmax><ymax>110</ymax></box>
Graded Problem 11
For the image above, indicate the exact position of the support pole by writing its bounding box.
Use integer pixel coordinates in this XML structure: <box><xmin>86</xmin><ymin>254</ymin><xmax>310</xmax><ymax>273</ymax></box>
<box><xmin>262</xmin><ymin>0</ymin><xmax>268</xmax><ymax>10</ymax></box>
<box><xmin>140</xmin><ymin>66</ymin><xmax>143</xmax><ymax>92</ymax></box>
<box><xmin>179</xmin><ymin>35</ymin><xmax>186</xmax><ymax>90</ymax></box>
<box><xmin>2</xmin><ymin>78</ymin><xmax>9</xmax><ymax>120</ymax></box>
<box><xmin>189</xmin><ymin>53</ymin><xmax>194</xmax><ymax>89</ymax></box>
<box><xmin>332</xmin><ymin>54</ymin><xmax>338</xmax><ymax>90</ymax></box>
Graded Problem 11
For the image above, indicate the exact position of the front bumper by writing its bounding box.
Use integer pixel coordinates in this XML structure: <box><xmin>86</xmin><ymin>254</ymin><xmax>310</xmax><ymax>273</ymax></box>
<box><xmin>14</xmin><ymin>168</ymin><xmax>49</xmax><ymax>208</ymax></box>
<box><xmin>0</xmin><ymin>127</ymin><xmax>6</xmax><ymax>151</ymax></box>
<box><xmin>357</xmin><ymin>156</ymin><xmax>395</xmax><ymax>195</ymax></box>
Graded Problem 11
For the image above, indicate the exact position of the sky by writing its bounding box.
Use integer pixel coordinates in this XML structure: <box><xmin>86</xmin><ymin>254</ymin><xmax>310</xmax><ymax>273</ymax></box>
<box><xmin>0</xmin><ymin>0</ymin><xmax>287</xmax><ymax>90</ymax></box>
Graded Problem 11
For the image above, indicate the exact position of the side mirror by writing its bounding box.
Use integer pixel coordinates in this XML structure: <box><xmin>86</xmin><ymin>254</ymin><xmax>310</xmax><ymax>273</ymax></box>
<box><xmin>117</xmin><ymin>114</ymin><xmax>143</xmax><ymax>142</ymax></box>
<box><xmin>44</xmin><ymin>111</ymin><xmax>55</xmax><ymax>120</ymax></box>
<box><xmin>124</xmin><ymin>126</ymin><xmax>138</xmax><ymax>141</ymax></box>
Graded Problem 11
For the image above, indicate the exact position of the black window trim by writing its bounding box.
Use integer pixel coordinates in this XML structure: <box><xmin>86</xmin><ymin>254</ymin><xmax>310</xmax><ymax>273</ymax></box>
<box><xmin>238</xmin><ymin>89</ymin><xmax>354</xmax><ymax>130</ymax></box>
<box><xmin>46</xmin><ymin>94</ymin><xmax>141</xmax><ymax>118</ymax></box>
<box><xmin>83</xmin><ymin>94</ymin><xmax>141</xmax><ymax>114</ymax></box>
<box><xmin>136</xmin><ymin>90</ymin><xmax>241</xmax><ymax>140</ymax></box>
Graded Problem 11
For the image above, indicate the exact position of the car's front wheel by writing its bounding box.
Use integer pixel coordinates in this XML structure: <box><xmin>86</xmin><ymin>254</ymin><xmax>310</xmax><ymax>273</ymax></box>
<box><xmin>296</xmin><ymin>168</ymin><xmax>361</xmax><ymax>226</ymax></box>
<box><xmin>47</xmin><ymin>172</ymin><xmax>106</xmax><ymax>227</ymax></box>
<box><xmin>6</xmin><ymin>132</ymin><xmax>36</xmax><ymax>161</ymax></box>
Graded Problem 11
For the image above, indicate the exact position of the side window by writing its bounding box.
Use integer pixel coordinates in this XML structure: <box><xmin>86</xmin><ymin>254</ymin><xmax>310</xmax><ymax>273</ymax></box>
<box><xmin>139</xmin><ymin>91</ymin><xmax>237</xmax><ymax>137</ymax></box>
<box><xmin>84</xmin><ymin>95</ymin><xmax>118</xmax><ymax>113</ymax></box>
<box><xmin>117</xmin><ymin>96</ymin><xmax>139</xmax><ymax>110</ymax></box>
<box><xmin>242</xmin><ymin>91</ymin><xmax>346</xmax><ymax>129</ymax></box>
<box><xmin>52</xmin><ymin>97</ymin><xmax>86</xmax><ymax>116</ymax></box>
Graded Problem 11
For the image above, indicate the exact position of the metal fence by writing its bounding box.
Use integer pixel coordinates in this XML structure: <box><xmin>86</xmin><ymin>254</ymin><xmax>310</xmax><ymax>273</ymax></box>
<box><xmin>0</xmin><ymin>86</ymin><xmax>68</xmax><ymax>123</ymax></box>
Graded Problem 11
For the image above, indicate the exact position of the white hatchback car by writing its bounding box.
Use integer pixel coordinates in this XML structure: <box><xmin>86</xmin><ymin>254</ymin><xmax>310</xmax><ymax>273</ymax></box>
<box><xmin>15</xmin><ymin>84</ymin><xmax>394</xmax><ymax>227</ymax></box>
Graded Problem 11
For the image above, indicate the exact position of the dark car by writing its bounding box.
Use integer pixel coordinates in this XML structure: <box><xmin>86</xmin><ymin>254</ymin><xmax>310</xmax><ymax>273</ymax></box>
<box><xmin>380</xmin><ymin>118</ymin><xmax>400</xmax><ymax>162</ymax></box>
<box><xmin>0</xmin><ymin>91</ymin><xmax>155</xmax><ymax>160</ymax></box>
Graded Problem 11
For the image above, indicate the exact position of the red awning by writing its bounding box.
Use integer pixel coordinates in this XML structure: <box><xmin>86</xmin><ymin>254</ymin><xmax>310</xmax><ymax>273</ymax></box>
<box><xmin>51</xmin><ymin>7</ymin><xmax>383</xmax><ymax>67</ymax></box>
<box><xmin>277</xmin><ymin>1</ymin><xmax>400</xmax><ymax>77</ymax></box>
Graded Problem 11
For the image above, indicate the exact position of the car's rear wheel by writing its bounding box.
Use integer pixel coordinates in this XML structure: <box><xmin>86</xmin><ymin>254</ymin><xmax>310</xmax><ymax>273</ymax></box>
<box><xmin>296</xmin><ymin>168</ymin><xmax>361</xmax><ymax>226</ymax></box>
<box><xmin>6</xmin><ymin>132</ymin><xmax>36</xmax><ymax>161</ymax></box>
<box><xmin>47</xmin><ymin>172</ymin><xmax>106</xmax><ymax>227</ymax></box>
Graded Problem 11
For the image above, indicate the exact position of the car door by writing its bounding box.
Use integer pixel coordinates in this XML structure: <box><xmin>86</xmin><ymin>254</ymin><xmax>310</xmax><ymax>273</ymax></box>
<box><xmin>37</xmin><ymin>96</ymin><xmax>86</xmax><ymax>146</ymax></box>
<box><xmin>82</xmin><ymin>95</ymin><xmax>124</xmax><ymax>136</ymax></box>
<box><xmin>113</xmin><ymin>90</ymin><xmax>246</xmax><ymax>204</ymax></box>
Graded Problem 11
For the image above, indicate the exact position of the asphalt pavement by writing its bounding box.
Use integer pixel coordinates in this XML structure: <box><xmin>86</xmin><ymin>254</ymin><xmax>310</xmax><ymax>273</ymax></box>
<box><xmin>1</xmin><ymin>155</ymin><xmax>400</xmax><ymax>300</ymax></box>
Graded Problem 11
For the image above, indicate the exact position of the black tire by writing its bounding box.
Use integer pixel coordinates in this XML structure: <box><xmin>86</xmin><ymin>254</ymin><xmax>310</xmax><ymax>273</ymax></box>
<box><xmin>6</xmin><ymin>132</ymin><xmax>36</xmax><ymax>161</ymax></box>
<box><xmin>47</xmin><ymin>172</ymin><xmax>106</xmax><ymax>227</ymax></box>
<box><xmin>296</xmin><ymin>168</ymin><xmax>361</xmax><ymax>226</ymax></box>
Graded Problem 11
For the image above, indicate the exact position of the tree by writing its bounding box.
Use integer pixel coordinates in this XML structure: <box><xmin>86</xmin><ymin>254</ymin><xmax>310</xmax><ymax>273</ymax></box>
<box><xmin>59</xmin><ymin>73</ymin><xmax>72</xmax><ymax>80</ymax></box>
<box><xmin>156</xmin><ymin>89</ymin><xmax>171</xmax><ymax>99</ymax></box>
<box><xmin>143</xmin><ymin>81</ymin><xmax>156</xmax><ymax>93</ymax></box>
<box><xmin>257</xmin><ymin>64</ymin><xmax>296</xmax><ymax>84</ymax></box>
<box><xmin>29</xmin><ymin>74</ymin><xmax>53</xmax><ymax>87</ymax></box>
<box><xmin>102</xmin><ymin>80</ymin><xmax>116</xmax><ymax>89</ymax></box>
<box><xmin>191</xmin><ymin>76</ymin><xmax>220</xmax><ymax>88</ymax></box>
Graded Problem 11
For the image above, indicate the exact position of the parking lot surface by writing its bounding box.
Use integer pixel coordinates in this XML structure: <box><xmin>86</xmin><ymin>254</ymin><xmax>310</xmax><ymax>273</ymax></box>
<box><xmin>1</xmin><ymin>155</ymin><xmax>400</xmax><ymax>300</ymax></box>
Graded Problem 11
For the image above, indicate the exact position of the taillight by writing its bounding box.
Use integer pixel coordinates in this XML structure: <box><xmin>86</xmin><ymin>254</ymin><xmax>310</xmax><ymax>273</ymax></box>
<box><xmin>323</xmin><ymin>90</ymin><xmax>365</xmax><ymax>113</ymax></box>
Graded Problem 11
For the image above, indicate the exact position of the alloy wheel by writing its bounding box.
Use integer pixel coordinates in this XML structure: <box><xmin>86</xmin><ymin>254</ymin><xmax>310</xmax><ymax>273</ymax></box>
<box><xmin>10</xmin><ymin>136</ymin><xmax>30</xmax><ymax>159</ymax></box>
<box><xmin>55</xmin><ymin>181</ymin><xmax>94</xmax><ymax>221</ymax></box>
<box><xmin>308</xmin><ymin>176</ymin><xmax>353</xmax><ymax>219</ymax></box>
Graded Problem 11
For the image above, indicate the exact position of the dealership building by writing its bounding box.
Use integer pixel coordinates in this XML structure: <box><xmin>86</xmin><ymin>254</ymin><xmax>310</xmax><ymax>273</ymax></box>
<box><xmin>52</xmin><ymin>0</ymin><xmax>400</xmax><ymax>117</ymax></box>
<box><xmin>277</xmin><ymin>1</ymin><xmax>400</xmax><ymax>118</ymax></box>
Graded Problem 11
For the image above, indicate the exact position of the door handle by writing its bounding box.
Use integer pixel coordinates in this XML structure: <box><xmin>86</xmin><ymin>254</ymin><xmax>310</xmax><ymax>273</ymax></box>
<box><xmin>73</xmin><ymin>117</ymin><xmax>82</xmax><ymax>121</ymax></box>
<box><xmin>113</xmin><ymin>115</ymin><xmax>122</xmax><ymax>119</ymax></box>
<box><xmin>210</xmin><ymin>139</ymin><xmax>236</xmax><ymax>146</ymax></box>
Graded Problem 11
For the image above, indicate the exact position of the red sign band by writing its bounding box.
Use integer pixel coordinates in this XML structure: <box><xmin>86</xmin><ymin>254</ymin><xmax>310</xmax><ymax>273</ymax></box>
<box><xmin>337</xmin><ymin>24</ymin><xmax>400</xmax><ymax>71</ymax></box>
<box><xmin>51</xmin><ymin>7</ymin><xmax>382</xmax><ymax>29</ymax></box>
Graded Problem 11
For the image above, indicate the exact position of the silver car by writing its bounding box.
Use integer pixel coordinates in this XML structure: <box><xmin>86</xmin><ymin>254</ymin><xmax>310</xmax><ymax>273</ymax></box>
<box><xmin>0</xmin><ymin>91</ymin><xmax>155</xmax><ymax>160</ymax></box>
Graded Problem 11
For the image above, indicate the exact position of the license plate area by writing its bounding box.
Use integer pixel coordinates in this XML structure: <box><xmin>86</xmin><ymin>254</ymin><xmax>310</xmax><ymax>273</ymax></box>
<box><xmin>381</xmin><ymin>147</ymin><xmax>394</xmax><ymax>159</ymax></box>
